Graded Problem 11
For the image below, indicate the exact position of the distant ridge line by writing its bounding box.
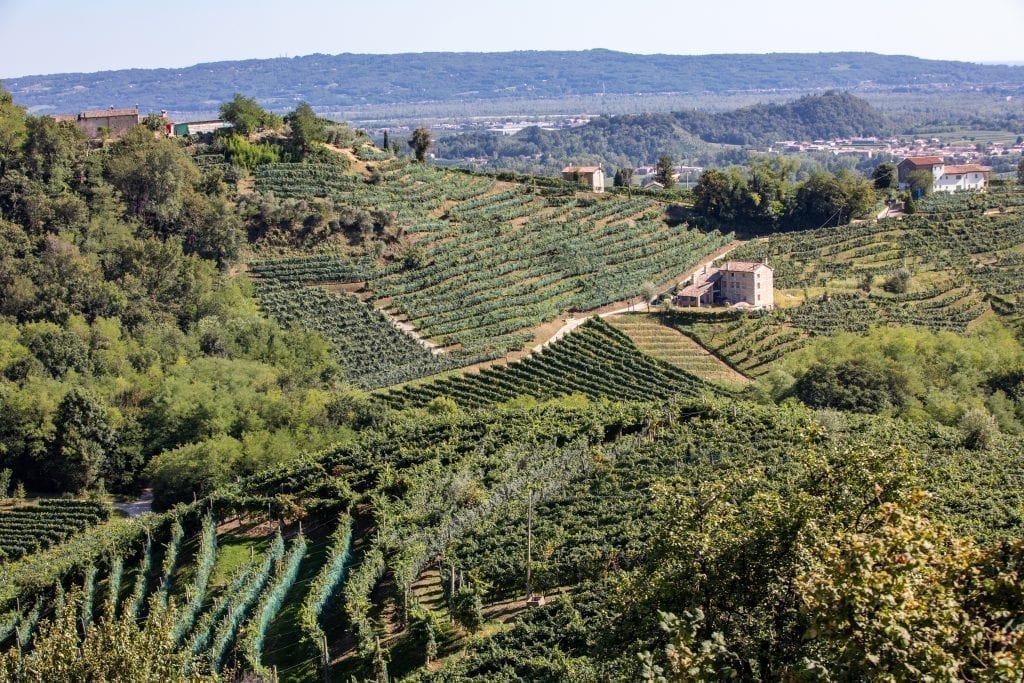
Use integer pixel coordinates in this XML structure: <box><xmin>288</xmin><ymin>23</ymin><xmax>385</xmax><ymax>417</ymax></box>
<box><xmin>5</xmin><ymin>50</ymin><xmax>1023</xmax><ymax>117</ymax></box>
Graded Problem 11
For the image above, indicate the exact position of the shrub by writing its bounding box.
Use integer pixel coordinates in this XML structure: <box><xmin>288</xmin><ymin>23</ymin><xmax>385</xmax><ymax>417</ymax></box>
<box><xmin>959</xmin><ymin>408</ymin><xmax>999</xmax><ymax>450</ymax></box>
<box><xmin>882</xmin><ymin>267</ymin><xmax>912</xmax><ymax>294</ymax></box>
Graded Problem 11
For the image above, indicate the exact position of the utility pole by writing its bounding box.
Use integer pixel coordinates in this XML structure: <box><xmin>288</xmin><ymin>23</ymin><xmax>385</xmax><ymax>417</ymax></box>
<box><xmin>526</xmin><ymin>489</ymin><xmax>533</xmax><ymax>600</ymax></box>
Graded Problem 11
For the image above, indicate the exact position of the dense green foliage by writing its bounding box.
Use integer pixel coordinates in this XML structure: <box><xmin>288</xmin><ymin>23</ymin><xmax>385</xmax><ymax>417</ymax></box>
<box><xmin>0</xmin><ymin>88</ymin><xmax>359</xmax><ymax>504</ymax></box>
<box><xmin>218</xmin><ymin>93</ymin><xmax>281</xmax><ymax>137</ymax></box>
<box><xmin>690</xmin><ymin>156</ymin><xmax>877</xmax><ymax>230</ymax></box>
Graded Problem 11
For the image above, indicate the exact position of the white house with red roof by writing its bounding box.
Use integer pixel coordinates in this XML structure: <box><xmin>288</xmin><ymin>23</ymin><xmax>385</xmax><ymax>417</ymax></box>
<box><xmin>897</xmin><ymin>156</ymin><xmax>991</xmax><ymax>193</ymax></box>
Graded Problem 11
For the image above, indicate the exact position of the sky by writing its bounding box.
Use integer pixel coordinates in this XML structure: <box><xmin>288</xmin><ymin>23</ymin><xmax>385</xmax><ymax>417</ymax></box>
<box><xmin>1</xmin><ymin>0</ymin><xmax>1023</xmax><ymax>78</ymax></box>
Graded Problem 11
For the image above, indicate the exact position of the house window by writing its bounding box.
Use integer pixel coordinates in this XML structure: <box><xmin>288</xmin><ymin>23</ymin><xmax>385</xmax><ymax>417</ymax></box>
<box><xmin>956</xmin><ymin>175</ymin><xmax>962</xmax><ymax>180</ymax></box>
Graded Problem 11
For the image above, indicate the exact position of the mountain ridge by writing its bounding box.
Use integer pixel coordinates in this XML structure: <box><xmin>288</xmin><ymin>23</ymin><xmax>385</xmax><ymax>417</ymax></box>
<box><xmin>5</xmin><ymin>49</ymin><xmax>1023</xmax><ymax>116</ymax></box>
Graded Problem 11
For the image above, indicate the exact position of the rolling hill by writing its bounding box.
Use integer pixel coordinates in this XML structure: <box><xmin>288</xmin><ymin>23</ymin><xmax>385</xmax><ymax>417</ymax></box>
<box><xmin>436</xmin><ymin>91</ymin><xmax>892</xmax><ymax>167</ymax></box>
<box><xmin>2</xmin><ymin>91</ymin><xmax>1024</xmax><ymax>681</ymax></box>
<box><xmin>6</xmin><ymin>50</ymin><xmax>1023</xmax><ymax>117</ymax></box>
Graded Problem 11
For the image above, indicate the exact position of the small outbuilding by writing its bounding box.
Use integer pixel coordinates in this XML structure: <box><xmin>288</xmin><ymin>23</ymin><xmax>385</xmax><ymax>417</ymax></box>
<box><xmin>53</xmin><ymin>105</ymin><xmax>140</xmax><ymax>139</ymax></box>
<box><xmin>562</xmin><ymin>165</ymin><xmax>605</xmax><ymax>193</ymax></box>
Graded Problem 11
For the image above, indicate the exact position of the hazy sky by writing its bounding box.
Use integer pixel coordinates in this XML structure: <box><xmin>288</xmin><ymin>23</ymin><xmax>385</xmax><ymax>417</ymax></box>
<box><xmin>1</xmin><ymin>0</ymin><xmax>1022</xmax><ymax>78</ymax></box>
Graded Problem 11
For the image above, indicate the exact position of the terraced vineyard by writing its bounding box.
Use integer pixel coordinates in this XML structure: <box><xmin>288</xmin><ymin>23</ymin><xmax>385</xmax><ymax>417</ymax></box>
<box><xmin>727</xmin><ymin>207</ymin><xmax>1024</xmax><ymax>338</ymax></box>
<box><xmin>249</xmin><ymin>162</ymin><xmax>731</xmax><ymax>358</ymax></box>
<box><xmin>662</xmin><ymin>310</ymin><xmax>807</xmax><ymax>378</ymax></box>
<box><xmin>0</xmin><ymin>500</ymin><xmax>110</xmax><ymax>562</ymax></box>
<box><xmin>250</xmin><ymin>276</ymin><xmax>504</xmax><ymax>389</ymax></box>
<box><xmin>916</xmin><ymin>186</ymin><xmax>1024</xmax><ymax>216</ymax></box>
<box><xmin>606</xmin><ymin>313</ymin><xmax>750</xmax><ymax>386</ymax></box>
<box><xmin>378</xmin><ymin>318</ymin><xmax>722</xmax><ymax>410</ymax></box>
<box><xmin>731</xmin><ymin>208</ymin><xmax>1024</xmax><ymax>304</ymax></box>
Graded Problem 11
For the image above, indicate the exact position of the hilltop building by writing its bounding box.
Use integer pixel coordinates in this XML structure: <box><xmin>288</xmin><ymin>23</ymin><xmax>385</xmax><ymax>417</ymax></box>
<box><xmin>674</xmin><ymin>260</ymin><xmax>774</xmax><ymax>310</ymax></box>
<box><xmin>562</xmin><ymin>165</ymin><xmax>605</xmax><ymax>193</ymax></box>
<box><xmin>53</xmin><ymin>106</ymin><xmax>140</xmax><ymax>139</ymax></box>
<box><xmin>897</xmin><ymin>156</ymin><xmax>991</xmax><ymax>194</ymax></box>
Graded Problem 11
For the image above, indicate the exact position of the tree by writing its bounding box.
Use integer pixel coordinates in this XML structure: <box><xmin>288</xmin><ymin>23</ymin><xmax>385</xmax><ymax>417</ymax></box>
<box><xmin>797</xmin><ymin>496</ymin><xmax>1024</xmax><ymax>680</ymax></box>
<box><xmin>47</xmin><ymin>387</ymin><xmax>116</xmax><ymax>493</ymax></box>
<box><xmin>614</xmin><ymin>167</ymin><xmax>634</xmax><ymax>187</ymax></box>
<box><xmin>790</xmin><ymin>170</ymin><xmax>874</xmax><ymax>229</ymax></box>
<box><xmin>907</xmin><ymin>169</ymin><xmax>934</xmax><ymax>196</ymax></box>
<box><xmin>451</xmin><ymin>586</ymin><xmax>484</xmax><ymax>632</ymax></box>
<box><xmin>22</xmin><ymin>116</ymin><xmax>85</xmax><ymax>193</ymax></box>
<box><xmin>692</xmin><ymin>169</ymin><xmax>733</xmax><ymax>218</ymax></box>
<box><xmin>0</xmin><ymin>84</ymin><xmax>26</xmax><ymax>178</ymax></box>
<box><xmin>218</xmin><ymin>93</ymin><xmax>280</xmax><ymax>136</ymax></box>
<box><xmin>959</xmin><ymin>408</ymin><xmax>999</xmax><ymax>450</ymax></box>
<box><xmin>882</xmin><ymin>266</ymin><xmax>912</xmax><ymax>294</ymax></box>
<box><xmin>655</xmin><ymin>155</ymin><xmax>676</xmax><ymax>189</ymax></box>
<box><xmin>641</xmin><ymin>281</ymin><xmax>657</xmax><ymax>310</ymax></box>
<box><xmin>0</xmin><ymin>587</ymin><xmax>219</xmax><ymax>682</ymax></box>
<box><xmin>382</xmin><ymin>129</ymin><xmax>389</xmax><ymax>151</ymax></box>
<box><xmin>793</xmin><ymin>358</ymin><xmax>909</xmax><ymax>414</ymax></box>
<box><xmin>141</xmin><ymin>113</ymin><xmax>165</xmax><ymax>132</ymax></box>
<box><xmin>285</xmin><ymin>102</ymin><xmax>326</xmax><ymax>158</ymax></box>
<box><xmin>408</xmin><ymin>127</ymin><xmax>432</xmax><ymax>163</ymax></box>
<box><xmin>105</xmin><ymin>126</ymin><xmax>198</xmax><ymax>231</ymax></box>
<box><xmin>871</xmin><ymin>162</ymin><xmax>897</xmax><ymax>190</ymax></box>
<box><xmin>1017</xmin><ymin>157</ymin><xmax>1024</xmax><ymax>186</ymax></box>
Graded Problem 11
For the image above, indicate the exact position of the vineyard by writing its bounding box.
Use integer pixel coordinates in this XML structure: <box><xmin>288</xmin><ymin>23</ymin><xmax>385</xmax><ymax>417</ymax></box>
<box><xmin>378</xmin><ymin>318</ymin><xmax>722</xmax><ymax>410</ymax></box>
<box><xmin>249</xmin><ymin>161</ymin><xmax>731</xmax><ymax>358</ymax></box>
<box><xmin>606</xmin><ymin>313</ymin><xmax>750</xmax><ymax>386</ymax></box>
<box><xmin>731</xmin><ymin>208</ymin><xmax>1024</xmax><ymax>305</ymax></box>
<box><xmin>0</xmin><ymin>500</ymin><xmax>110</xmax><ymax>562</ymax></box>
<box><xmin>916</xmin><ymin>186</ymin><xmax>1024</xmax><ymax>217</ymax></box>
<box><xmin>2</xmin><ymin>397</ymin><xmax>1021</xmax><ymax>680</ymax></box>
<box><xmin>659</xmin><ymin>309</ymin><xmax>807</xmax><ymax>377</ymax></box>
<box><xmin>249</xmin><ymin>276</ymin><xmax>502</xmax><ymax>389</ymax></box>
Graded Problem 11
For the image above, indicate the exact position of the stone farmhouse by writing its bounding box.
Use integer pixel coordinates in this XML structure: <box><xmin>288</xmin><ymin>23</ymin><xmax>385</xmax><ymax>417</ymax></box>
<box><xmin>53</xmin><ymin>106</ymin><xmax>140</xmax><ymax>139</ymax></box>
<box><xmin>897</xmin><ymin>156</ymin><xmax>991</xmax><ymax>194</ymax></box>
<box><xmin>562</xmin><ymin>165</ymin><xmax>605</xmax><ymax>193</ymax></box>
<box><xmin>674</xmin><ymin>261</ymin><xmax>774</xmax><ymax>310</ymax></box>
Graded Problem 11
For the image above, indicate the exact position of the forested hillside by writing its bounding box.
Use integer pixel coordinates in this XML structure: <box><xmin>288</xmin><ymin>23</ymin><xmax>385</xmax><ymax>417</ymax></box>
<box><xmin>6</xmin><ymin>50</ymin><xmax>1023</xmax><ymax>116</ymax></box>
<box><xmin>438</xmin><ymin>92</ymin><xmax>891</xmax><ymax>168</ymax></box>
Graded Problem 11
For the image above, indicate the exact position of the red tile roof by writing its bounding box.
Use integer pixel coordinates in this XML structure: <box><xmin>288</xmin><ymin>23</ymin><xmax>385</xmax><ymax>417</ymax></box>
<box><xmin>942</xmin><ymin>164</ymin><xmax>991</xmax><ymax>174</ymax></box>
<box><xmin>900</xmin><ymin>156</ymin><xmax>944</xmax><ymax>166</ymax></box>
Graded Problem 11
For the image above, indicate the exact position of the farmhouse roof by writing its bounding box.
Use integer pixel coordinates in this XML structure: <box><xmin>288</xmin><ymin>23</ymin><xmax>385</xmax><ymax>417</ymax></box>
<box><xmin>900</xmin><ymin>156</ymin><xmax>944</xmax><ymax>166</ymax></box>
<box><xmin>79</xmin><ymin>107</ymin><xmax>139</xmax><ymax>119</ymax></box>
<box><xmin>677</xmin><ymin>280</ymin><xmax>714</xmax><ymax>298</ymax></box>
<box><xmin>942</xmin><ymin>164</ymin><xmax>991</xmax><ymax>174</ymax></box>
<box><xmin>562</xmin><ymin>165</ymin><xmax>601</xmax><ymax>173</ymax></box>
<box><xmin>720</xmin><ymin>260</ymin><xmax>771</xmax><ymax>273</ymax></box>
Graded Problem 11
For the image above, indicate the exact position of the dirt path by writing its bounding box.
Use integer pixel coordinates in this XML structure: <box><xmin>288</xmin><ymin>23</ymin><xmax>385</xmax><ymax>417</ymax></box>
<box><xmin>394</xmin><ymin>319</ymin><xmax>444</xmax><ymax>354</ymax></box>
<box><xmin>531</xmin><ymin>239</ymin><xmax>745</xmax><ymax>352</ymax></box>
<box><xmin>112</xmin><ymin>488</ymin><xmax>153</xmax><ymax>517</ymax></box>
